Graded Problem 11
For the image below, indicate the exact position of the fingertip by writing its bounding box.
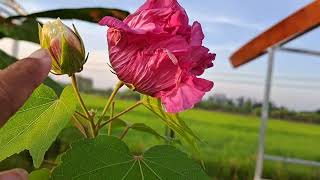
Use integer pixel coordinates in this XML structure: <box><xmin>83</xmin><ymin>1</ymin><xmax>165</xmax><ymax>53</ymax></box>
<box><xmin>0</xmin><ymin>168</ymin><xmax>28</xmax><ymax>180</ymax></box>
<box><xmin>27</xmin><ymin>49</ymin><xmax>52</xmax><ymax>74</ymax></box>
<box><xmin>0</xmin><ymin>49</ymin><xmax>52</xmax><ymax>122</ymax></box>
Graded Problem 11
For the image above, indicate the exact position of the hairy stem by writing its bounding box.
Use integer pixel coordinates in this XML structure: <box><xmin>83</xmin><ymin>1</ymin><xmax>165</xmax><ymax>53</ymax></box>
<box><xmin>99</xmin><ymin>101</ymin><xmax>143</xmax><ymax>129</ymax></box>
<box><xmin>97</xmin><ymin>81</ymin><xmax>124</xmax><ymax>126</ymax></box>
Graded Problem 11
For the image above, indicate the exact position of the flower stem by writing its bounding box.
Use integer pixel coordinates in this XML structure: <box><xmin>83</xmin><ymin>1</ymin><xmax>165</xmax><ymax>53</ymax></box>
<box><xmin>70</xmin><ymin>74</ymin><xmax>96</xmax><ymax>137</ymax></box>
<box><xmin>108</xmin><ymin>102</ymin><xmax>115</xmax><ymax>136</ymax></box>
<box><xmin>99</xmin><ymin>101</ymin><xmax>143</xmax><ymax>130</ymax></box>
<box><xmin>97</xmin><ymin>81</ymin><xmax>124</xmax><ymax>126</ymax></box>
<box><xmin>71</xmin><ymin>74</ymin><xmax>91</xmax><ymax>118</ymax></box>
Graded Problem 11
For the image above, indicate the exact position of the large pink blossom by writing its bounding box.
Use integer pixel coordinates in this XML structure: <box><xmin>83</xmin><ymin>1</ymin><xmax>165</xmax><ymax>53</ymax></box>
<box><xmin>99</xmin><ymin>0</ymin><xmax>215</xmax><ymax>113</ymax></box>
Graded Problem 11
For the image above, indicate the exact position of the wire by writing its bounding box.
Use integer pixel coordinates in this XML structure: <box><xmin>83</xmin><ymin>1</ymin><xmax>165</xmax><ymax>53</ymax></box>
<box><xmin>214</xmin><ymin>78</ymin><xmax>320</xmax><ymax>90</ymax></box>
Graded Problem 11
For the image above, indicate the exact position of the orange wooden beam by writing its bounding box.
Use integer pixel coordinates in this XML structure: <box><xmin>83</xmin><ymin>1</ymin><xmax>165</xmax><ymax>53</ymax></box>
<box><xmin>230</xmin><ymin>0</ymin><xmax>320</xmax><ymax>68</ymax></box>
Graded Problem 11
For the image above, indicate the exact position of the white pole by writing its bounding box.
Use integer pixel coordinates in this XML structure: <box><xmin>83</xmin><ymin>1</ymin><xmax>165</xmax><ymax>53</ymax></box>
<box><xmin>254</xmin><ymin>47</ymin><xmax>276</xmax><ymax>180</ymax></box>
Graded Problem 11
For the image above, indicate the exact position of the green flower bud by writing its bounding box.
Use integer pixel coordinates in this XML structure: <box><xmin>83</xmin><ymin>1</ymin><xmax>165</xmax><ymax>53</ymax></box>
<box><xmin>38</xmin><ymin>18</ymin><xmax>87</xmax><ymax>76</ymax></box>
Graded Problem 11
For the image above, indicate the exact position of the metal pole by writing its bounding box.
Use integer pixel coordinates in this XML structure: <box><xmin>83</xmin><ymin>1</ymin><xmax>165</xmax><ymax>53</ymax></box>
<box><xmin>254</xmin><ymin>47</ymin><xmax>276</xmax><ymax>180</ymax></box>
<box><xmin>264</xmin><ymin>155</ymin><xmax>320</xmax><ymax>167</ymax></box>
<box><xmin>279</xmin><ymin>47</ymin><xmax>320</xmax><ymax>57</ymax></box>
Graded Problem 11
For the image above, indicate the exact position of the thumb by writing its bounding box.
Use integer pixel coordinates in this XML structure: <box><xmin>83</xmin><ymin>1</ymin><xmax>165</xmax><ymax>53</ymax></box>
<box><xmin>0</xmin><ymin>49</ymin><xmax>52</xmax><ymax>126</ymax></box>
<box><xmin>0</xmin><ymin>169</ymin><xmax>28</xmax><ymax>180</ymax></box>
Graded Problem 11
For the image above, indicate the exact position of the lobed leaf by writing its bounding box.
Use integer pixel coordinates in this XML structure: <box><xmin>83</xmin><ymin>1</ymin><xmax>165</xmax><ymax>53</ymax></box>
<box><xmin>51</xmin><ymin>135</ymin><xmax>209</xmax><ymax>180</ymax></box>
<box><xmin>0</xmin><ymin>85</ymin><xmax>76</xmax><ymax>167</ymax></box>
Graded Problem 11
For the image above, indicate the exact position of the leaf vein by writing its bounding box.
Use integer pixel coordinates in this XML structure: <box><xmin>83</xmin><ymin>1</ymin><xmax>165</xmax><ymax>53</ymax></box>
<box><xmin>141</xmin><ymin>159</ymin><xmax>163</xmax><ymax>180</ymax></box>
<box><xmin>72</xmin><ymin>159</ymin><xmax>135</xmax><ymax>179</ymax></box>
<box><xmin>121</xmin><ymin>160</ymin><xmax>137</xmax><ymax>180</ymax></box>
<box><xmin>144</xmin><ymin>158</ymin><xmax>185</xmax><ymax>177</ymax></box>
<box><xmin>0</xmin><ymin>101</ymin><xmax>58</xmax><ymax>152</ymax></box>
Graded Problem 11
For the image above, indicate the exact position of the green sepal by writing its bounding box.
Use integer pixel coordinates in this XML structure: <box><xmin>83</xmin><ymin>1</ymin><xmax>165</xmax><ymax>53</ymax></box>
<box><xmin>60</xmin><ymin>34</ymin><xmax>86</xmax><ymax>75</ymax></box>
<box><xmin>72</xmin><ymin>24</ymin><xmax>86</xmax><ymax>57</ymax></box>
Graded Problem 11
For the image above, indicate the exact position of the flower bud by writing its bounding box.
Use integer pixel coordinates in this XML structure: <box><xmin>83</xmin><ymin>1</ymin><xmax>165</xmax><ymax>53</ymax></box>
<box><xmin>38</xmin><ymin>18</ymin><xmax>87</xmax><ymax>75</ymax></box>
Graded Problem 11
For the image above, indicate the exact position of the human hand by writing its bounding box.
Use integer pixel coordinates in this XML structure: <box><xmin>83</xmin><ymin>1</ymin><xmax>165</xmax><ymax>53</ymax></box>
<box><xmin>0</xmin><ymin>49</ymin><xmax>51</xmax><ymax>180</ymax></box>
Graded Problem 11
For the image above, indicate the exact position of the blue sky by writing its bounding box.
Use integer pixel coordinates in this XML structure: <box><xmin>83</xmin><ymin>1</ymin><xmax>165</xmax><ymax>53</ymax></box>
<box><xmin>9</xmin><ymin>0</ymin><xmax>320</xmax><ymax>111</ymax></box>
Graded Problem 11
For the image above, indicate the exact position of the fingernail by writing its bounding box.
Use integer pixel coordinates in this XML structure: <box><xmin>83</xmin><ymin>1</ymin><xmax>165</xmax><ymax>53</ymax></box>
<box><xmin>0</xmin><ymin>169</ymin><xmax>28</xmax><ymax>180</ymax></box>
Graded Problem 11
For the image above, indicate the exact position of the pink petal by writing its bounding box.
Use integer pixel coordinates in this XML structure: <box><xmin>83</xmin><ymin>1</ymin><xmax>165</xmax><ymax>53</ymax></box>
<box><xmin>99</xmin><ymin>16</ymin><xmax>132</xmax><ymax>32</ymax></box>
<box><xmin>190</xmin><ymin>21</ymin><xmax>204</xmax><ymax>46</ymax></box>
<box><xmin>158</xmin><ymin>76</ymin><xmax>214</xmax><ymax>113</ymax></box>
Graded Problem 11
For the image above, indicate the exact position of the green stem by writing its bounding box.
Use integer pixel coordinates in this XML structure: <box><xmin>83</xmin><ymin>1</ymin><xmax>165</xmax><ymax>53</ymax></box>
<box><xmin>43</xmin><ymin>160</ymin><xmax>58</xmax><ymax>166</ymax></box>
<box><xmin>71</xmin><ymin>74</ymin><xmax>96</xmax><ymax>137</ymax></box>
<box><xmin>108</xmin><ymin>102</ymin><xmax>115</xmax><ymax>136</ymax></box>
<box><xmin>71</xmin><ymin>114</ymin><xmax>88</xmax><ymax>138</ymax></box>
<box><xmin>75</xmin><ymin>111</ymin><xmax>89</xmax><ymax>121</ymax></box>
<box><xmin>71</xmin><ymin>74</ymin><xmax>91</xmax><ymax>118</ymax></box>
<box><xmin>99</xmin><ymin>101</ymin><xmax>143</xmax><ymax>129</ymax></box>
<box><xmin>74</xmin><ymin>111</ymin><xmax>96</xmax><ymax>138</ymax></box>
<box><xmin>97</xmin><ymin>81</ymin><xmax>124</xmax><ymax>126</ymax></box>
<box><xmin>119</xmin><ymin>126</ymin><xmax>130</xmax><ymax>140</ymax></box>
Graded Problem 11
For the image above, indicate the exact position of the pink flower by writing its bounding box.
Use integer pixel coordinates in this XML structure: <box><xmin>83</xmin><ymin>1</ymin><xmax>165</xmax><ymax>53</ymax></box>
<box><xmin>99</xmin><ymin>0</ymin><xmax>215</xmax><ymax>113</ymax></box>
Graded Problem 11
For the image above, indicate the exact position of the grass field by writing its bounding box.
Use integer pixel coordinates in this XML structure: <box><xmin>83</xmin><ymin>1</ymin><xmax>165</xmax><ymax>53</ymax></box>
<box><xmin>83</xmin><ymin>94</ymin><xmax>320</xmax><ymax>180</ymax></box>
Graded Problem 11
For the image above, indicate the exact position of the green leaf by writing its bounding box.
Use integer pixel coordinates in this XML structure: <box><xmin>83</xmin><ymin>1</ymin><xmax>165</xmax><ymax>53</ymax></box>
<box><xmin>130</xmin><ymin>123</ymin><xmax>167</xmax><ymax>141</ymax></box>
<box><xmin>0</xmin><ymin>85</ymin><xmax>76</xmax><ymax>167</ymax></box>
<box><xmin>51</xmin><ymin>136</ymin><xmax>209</xmax><ymax>180</ymax></box>
<box><xmin>43</xmin><ymin>78</ymin><xmax>64</xmax><ymax>96</ymax></box>
<box><xmin>0</xmin><ymin>18</ymin><xmax>39</xmax><ymax>43</ymax></box>
<box><xmin>9</xmin><ymin>8</ymin><xmax>130</xmax><ymax>23</ymax></box>
<box><xmin>0</xmin><ymin>49</ymin><xmax>63</xmax><ymax>95</ymax></box>
<box><xmin>57</xmin><ymin>126</ymin><xmax>85</xmax><ymax>152</ymax></box>
<box><xmin>29</xmin><ymin>168</ymin><xmax>50</xmax><ymax>180</ymax></box>
<box><xmin>109</xmin><ymin>118</ymin><xmax>128</xmax><ymax>129</ymax></box>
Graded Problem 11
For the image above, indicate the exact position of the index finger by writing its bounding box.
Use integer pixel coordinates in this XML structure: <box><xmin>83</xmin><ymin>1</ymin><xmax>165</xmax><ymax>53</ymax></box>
<box><xmin>0</xmin><ymin>49</ymin><xmax>51</xmax><ymax>126</ymax></box>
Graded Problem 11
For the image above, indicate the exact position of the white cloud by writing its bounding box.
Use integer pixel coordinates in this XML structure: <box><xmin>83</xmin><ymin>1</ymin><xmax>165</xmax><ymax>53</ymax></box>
<box><xmin>191</xmin><ymin>12</ymin><xmax>265</xmax><ymax>31</ymax></box>
<box><xmin>207</xmin><ymin>42</ymin><xmax>242</xmax><ymax>53</ymax></box>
